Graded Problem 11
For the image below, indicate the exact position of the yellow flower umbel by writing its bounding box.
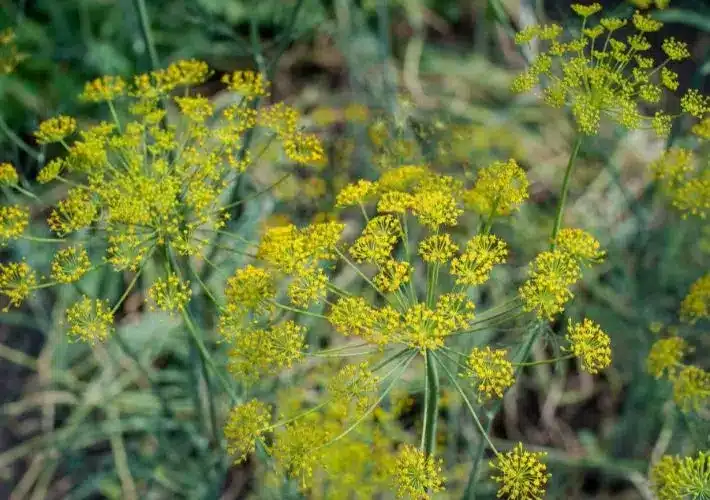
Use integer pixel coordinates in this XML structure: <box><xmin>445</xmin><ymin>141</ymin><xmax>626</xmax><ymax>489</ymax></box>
<box><xmin>0</xmin><ymin>261</ymin><xmax>37</xmax><ymax>311</ymax></box>
<box><xmin>512</xmin><ymin>5</ymin><xmax>698</xmax><ymax>136</ymax></box>
<box><xmin>0</xmin><ymin>205</ymin><xmax>29</xmax><ymax>246</ymax></box>
<box><xmin>680</xmin><ymin>273</ymin><xmax>710</xmax><ymax>323</ymax></box>
<box><xmin>34</xmin><ymin>115</ymin><xmax>77</xmax><ymax>144</ymax></box>
<box><xmin>464</xmin><ymin>159</ymin><xmax>529</xmax><ymax>218</ymax></box>
<box><xmin>224</xmin><ymin>399</ymin><xmax>271</xmax><ymax>464</ymax></box>
<box><xmin>327</xmin><ymin>362</ymin><xmax>381</xmax><ymax>419</ymax></box>
<box><xmin>671</xmin><ymin>365</ymin><xmax>710</xmax><ymax>412</ymax></box>
<box><xmin>465</xmin><ymin>347</ymin><xmax>515</xmax><ymax>401</ymax></box>
<box><xmin>66</xmin><ymin>296</ymin><xmax>114</xmax><ymax>344</ymax></box>
<box><xmin>50</xmin><ymin>246</ymin><xmax>91</xmax><ymax>284</ymax></box>
<box><xmin>220</xmin><ymin>165</ymin><xmax>552</xmax><ymax>494</ymax></box>
<box><xmin>146</xmin><ymin>273</ymin><xmax>191</xmax><ymax>314</ymax></box>
<box><xmin>555</xmin><ymin>228</ymin><xmax>606</xmax><ymax>264</ymax></box>
<box><xmin>651</xmin><ymin>451</ymin><xmax>710</xmax><ymax>500</ymax></box>
<box><xmin>651</xmin><ymin>148</ymin><xmax>710</xmax><ymax>220</ymax></box>
<box><xmin>564</xmin><ymin>318</ymin><xmax>612</xmax><ymax>374</ymax></box>
<box><xmin>646</xmin><ymin>336</ymin><xmax>688</xmax><ymax>379</ymax></box>
<box><xmin>450</xmin><ymin>234</ymin><xmax>508</xmax><ymax>286</ymax></box>
<box><xmin>490</xmin><ymin>443</ymin><xmax>550</xmax><ymax>500</ymax></box>
<box><xmin>521</xmin><ymin>228</ymin><xmax>604</xmax><ymax>320</ymax></box>
<box><xmin>271</xmin><ymin>416</ymin><xmax>331</xmax><ymax>490</ymax></box>
<box><xmin>519</xmin><ymin>250</ymin><xmax>581</xmax><ymax>320</ymax></box>
<box><xmin>393</xmin><ymin>445</ymin><xmax>444</xmax><ymax>499</ymax></box>
<box><xmin>0</xmin><ymin>163</ymin><xmax>18</xmax><ymax>185</ymax></box>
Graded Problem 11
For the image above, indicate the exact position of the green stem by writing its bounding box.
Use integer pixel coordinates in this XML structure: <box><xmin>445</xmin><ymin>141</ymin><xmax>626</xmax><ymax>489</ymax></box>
<box><xmin>133</xmin><ymin>0</ymin><xmax>160</xmax><ymax>70</ymax></box>
<box><xmin>421</xmin><ymin>350</ymin><xmax>440</xmax><ymax>456</ymax></box>
<box><xmin>0</xmin><ymin>114</ymin><xmax>43</xmax><ymax>162</ymax></box>
<box><xmin>462</xmin><ymin>324</ymin><xmax>541</xmax><ymax>499</ymax></box>
<box><xmin>513</xmin><ymin>354</ymin><xmax>574</xmax><ymax>367</ymax></box>
<box><xmin>550</xmin><ymin>134</ymin><xmax>583</xmax><ymax>248</ymax></box>
<box><xmin>181</xmin><ymin>308</ymin><xmax>239</xmax><ymax>404</ymax></box>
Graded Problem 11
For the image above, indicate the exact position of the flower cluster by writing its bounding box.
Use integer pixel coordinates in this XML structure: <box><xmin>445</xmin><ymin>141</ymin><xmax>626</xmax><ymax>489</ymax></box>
<box><xmin>647</xmin><ymin>331</ymin><xmax>709</xmax><ymax>412</ymax></box>
<box><xmin>519</xmin><ymin>227</ymin><xmax>605</xmax><ymax>320</ymax></box>
<box><xmin>491</xmin><ymin>443</ymin><xmax>550</xmax><ymax>500</ymax></box>
<box><xmin>564</xmin><ymin>318</ymin><xmax>612</xmax><ymax>374</ymax></box>
<box><xmin>651</xmin><ymin>451</ymin><xmax>710</xmax><ymax>499</ymax></box>
<box><xmin>513</xmin><ymin>4</ymin><xmax>700</xmax><ymax>136</ymax></box>
<box><xmin>0</xmin><ymin>60</ymin><xmax>324</xmax><ymax>344</ymax></box>
<box><xmin>393</xmin><ymin>445</ymin><xmax>445</xmax><ymax>499</ymax></box>
<box><xmin>650</xmin><ymin>148</ymin><xmax>710</xmax><ymax>220</ymax></box>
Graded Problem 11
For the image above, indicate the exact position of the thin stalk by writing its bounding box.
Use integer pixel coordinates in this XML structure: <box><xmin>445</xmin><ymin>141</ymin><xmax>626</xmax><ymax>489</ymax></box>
<box><xmin>181</xmin><ymin>309</ymin><xmax>239</xmax><ymax>403</ymax></box>
<box><xmin>133</xmin><ymin>0</ymin><xmax>159</xmax><ymax>70</ymax></box>
<box><xmin>434</xmin><ymin>351</ymin><xmax>497</xmax><ymax>455</ymax></box>
<box><xmin>462</xmin><ymin>324</ymin><xmax>541</xmax><ymax>499</ymax></box>
<box><xmin>0</xmin><ymin>114</ymin><xmax>43</xmax><ymax>161</ymax></box>
<box><xmin>421</xmin><ymin>349</ymin><xmax>440</xmax><ymax>456</ymax></box>
<box><xmin>551</xmin><ymin>134</ymin><xmax>583</xmax><ymax>247</ymax></box>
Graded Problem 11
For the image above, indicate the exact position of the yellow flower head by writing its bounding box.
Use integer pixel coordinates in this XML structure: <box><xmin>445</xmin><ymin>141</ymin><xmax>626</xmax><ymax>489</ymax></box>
<box><xmin>349</xmin><ymin>215</ymin><xmax>402</xmax><ymax>264</ymax></box>
<box><xmin>37</xmin><ymin>158</ymin><xmax>65</xmax><ymax>184</ymax></box>
<box><xmin>174</xmin><ymin>95</ymin><xmax>214</xmax><ymax>123</ymax></box>
<box><xmin>47</xmin><ymin>188</ymin><xmax>97</xmax><ymax>236</ymax></box>
<box><xmin>328</xmin><ymin>296</ymin><xmax>378</xmax><ymax>339</ymax></box>
<box><xmin>0</xmin><ymin>205</ymin><xmax>29</xmax><ymax>246</ymax></box>
<box><xmin>411</xmin><ymin>178</ymin><xmax>463</xmax><ymax>230</ymax></box>
<box><xmin>327</xmin><ymin>362</ymin><xmax>381</xmax><ymax>419</ymax></box>
<box><xmin>450</xmin><ymin>234</ymin><xmax>508</xmax><ymax>286</ymax></box>
<box><xmin>283</xmin><ymin>131</ymin><xmax>325</xmax><ymax>165</ymax></box>
<box><xmin>35</xmin><ymin>115</ymin><xmax>77</xmax><ymax>144</ymax></box>
<box><xmin>555</xmin><ymin>228</ymin><xmax>605</xmax><ymax>264</ymax></box>
<box><xmin>146</xmin><ymin>273</ymin><xmax>191</xmax><ymax>314</ymax></box>
<box><xmin>651</xmin><ymin>452</ymin><xmax>710</xmax><ymax>500</ymax></box>
<box><xmin>564</xmin><ymin>318</ymin><xmax>612</xmax><ymax>374</ymax></box>
<box><xmin>221</xmin><ymin>70</ymin><xmax>270</xmax><ymax>98</ymax></box>
<box><xmin>225</xmin><ymin>265</ymin><xmax>275</xmax><ymax>314</ymax></box>
<box><xmin>465</xmin><ymin>346</ymin><xmax>515</xmax><ymax>401</ymax></box>
<box><xmin>680</xmin><ymin>89</ymin><xmax>710</xmax><ymax>119</ymax></box>
<box><xmin>465</xmin><ymin>159</ymin><xmax>529</xmax><ymax>217</ymax></box>
<box><xmin>336</xmin><ymin>179</ymin><xmax>378</xmax><ymax>208</ymax></box>
<box><xmin>647</xmin><ymin>336</ymin><xmax>688</xmax><ymax>379</ymax></box>
<box><xmin>288</xmin><ymin>265</ymin><xmax>328</xmax><ymax>307</ymax></box>
<box><xmin>227</xmin><ymin>321</ymin><xmax>306</xmax><ymax>384</ymax></box>
<box><xmin>418</xmin><ymin>233</ymin><xmax>459</xmax><ymax>263</ymax></box>
<box><xmin>393</xmin><ymin>445</ymin><xmax>445</xmax><ymax>499</ymax></box>
<box><xmin>0</xmin><ymin>261</ymin><xmax>37</xmax><ymax>311</ymax></box>
<box><xmin>66</xmin><ymin>296</ymin><xmax>114</xmax><ymax>344</ymax></box>
<box><xmin>378</xmin><ymin>165</ymin><xmax>431</xmax><ymax>193</ymax></box>
<box><xmin>0</xmin><ymin>163</ymin><xmax>18</xmax><ymax>185</ymax></box>
<box><xmin>671</xmin><ymin>364</ymin><xmax>710</xmax><ymax>412</ymax></box>
<box><xmin>490</xmin><ymin>443</ymin><xmax>550</xmax><ymax>500</ymax></box>
<box><xmin>680</xmin><ymin>273</ymin><xmax>710</xmax><ymax>323</ymax></box>
<box><xmin>272</xmin><ymin>417</ymin><xmax>330</xmax><ymax>490</ymax></box>
<box><xmin>80</xmin><ymin>75</ymin><xmax>126</xmax><ymax>102</ymax></box>
<box><xmin>519</xmin><ymin>250</ymin><xmax>581</xmax><ymax>320</ymax></box>
<box><xmin>50</xmin><ymin>246</ymin><xmax>91</xmax><ymax>284</ymax></box>
<box><xmin>224</xmin><ymin>399</ymin><xmax>271</xmax><ymax>464</ymax></box>
<box><xmin>377</xmin><ymin>191</ymin><xmax>414</xmax><ymax>214</ymax></box>
<box><xmin>373</xmin><ymin>259</ymin><xmax>412</xmax><ymax>293</ymax></box>
<box><xmin>571</xmin><ymin>3</ymin><xmax>602</xmax><ymax>17</ymax></box>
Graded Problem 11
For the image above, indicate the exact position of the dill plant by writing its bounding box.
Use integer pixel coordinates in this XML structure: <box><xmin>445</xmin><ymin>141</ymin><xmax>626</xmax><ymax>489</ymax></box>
<box><xmin>216</xmin><ymin>156</ymin><xmax>612</xmax><ymax>497</ymax></box>
<box><xmin>0</xmin><ymin>2</ymin><xmax>707</xmax><ymax>498</ymax></box>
